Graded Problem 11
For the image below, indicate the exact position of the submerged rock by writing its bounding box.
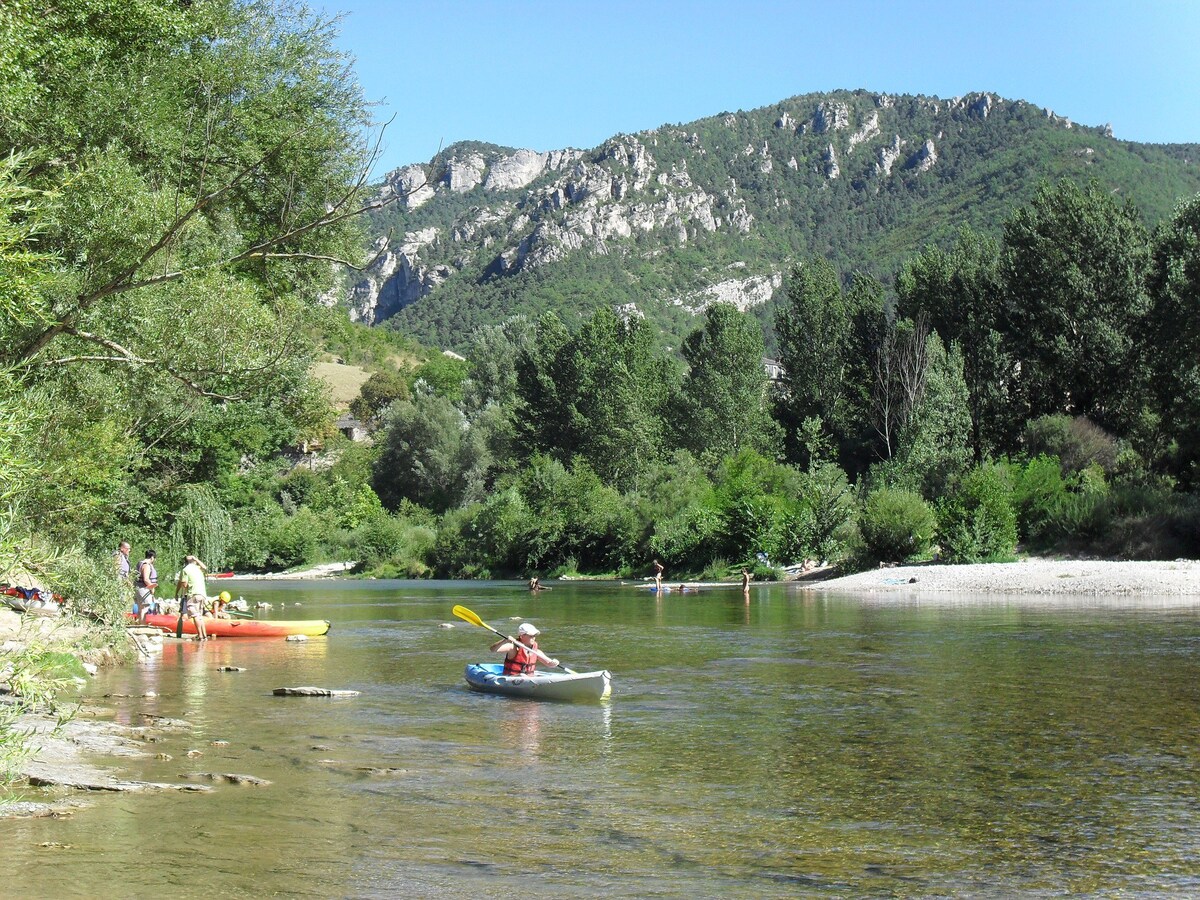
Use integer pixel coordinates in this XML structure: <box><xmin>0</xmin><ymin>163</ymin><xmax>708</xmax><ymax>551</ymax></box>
<box><xmin>273</xmin><ymin>686</ymin><xmax>360</xmax><ymax>697</ymax></box>
<box><xmin>182</xmin><ymin>772</ymin><xmax>271</xmax><ymax>786</ymax></box>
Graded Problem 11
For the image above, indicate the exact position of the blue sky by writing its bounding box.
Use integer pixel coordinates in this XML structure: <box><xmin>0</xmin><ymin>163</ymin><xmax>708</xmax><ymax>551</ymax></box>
<box><xmin>317</xmin><ymin>0</ymin><xmax>1200</xmax><ymax>177</ymax></box>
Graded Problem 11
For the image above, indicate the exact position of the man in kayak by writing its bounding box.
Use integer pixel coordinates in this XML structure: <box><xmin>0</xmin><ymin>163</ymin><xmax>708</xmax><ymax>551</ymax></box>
<box><xmin>490</xmin><ymin>622</ymin><xmax>559</xmax><ymax>675</ymax></box>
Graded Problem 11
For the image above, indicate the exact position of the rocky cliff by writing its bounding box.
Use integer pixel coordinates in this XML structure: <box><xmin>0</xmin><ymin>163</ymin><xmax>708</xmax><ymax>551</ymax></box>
<box><xmin>341</xmin><ymin>90</ymin><xmax>1200</xmax><ymax>350</ymax></box>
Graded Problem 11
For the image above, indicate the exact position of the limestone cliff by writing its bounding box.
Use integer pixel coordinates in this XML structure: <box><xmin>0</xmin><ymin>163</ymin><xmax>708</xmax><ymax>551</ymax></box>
<box><xmin>341</xmin><ymin>89</ymin><xmax>1197</xmax><ymax>348</ymax></box>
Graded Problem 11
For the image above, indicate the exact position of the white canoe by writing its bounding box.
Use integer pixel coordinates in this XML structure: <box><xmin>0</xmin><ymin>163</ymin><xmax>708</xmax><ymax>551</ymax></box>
<box><xmin>464</xmin><ymin>663</ymin><xmax>612</xmax><ymax>702</ymax></box>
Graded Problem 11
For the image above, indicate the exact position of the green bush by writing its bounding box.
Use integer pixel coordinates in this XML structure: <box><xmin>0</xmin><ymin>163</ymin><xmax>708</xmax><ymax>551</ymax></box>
<box><xmin>262</xmin><ymin>507</ymin><xmax>327</xmax><ymax>570</ymax></box>
<box><xmin>937</xmin><ymin>465</ymin><xmax>1018</xmax><ymax>562</ymax></box>
<box><xmin>348</xmin><ymin>511</ymin><xmax>435</xmax><ymax>576</ymax></box>
<box><xmin>1006</xmin><ymin>454</ymin><xmax>1067</xmax><ymax>546</ymax></box>
<box><xmin>1023</xmin><ymin>415</ymin><xmax>1121</xmax><ymax>475</ymax></box>
<box><xmin>858</xmin><ymin>488</ymin><xmax>937</xmax><ymax>564</ymax></box>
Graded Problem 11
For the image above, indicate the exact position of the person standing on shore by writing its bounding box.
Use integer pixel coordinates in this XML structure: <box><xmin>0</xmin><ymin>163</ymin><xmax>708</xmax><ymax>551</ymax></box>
<box><xmin>176</xmin><ymin>555</ymin><xmax>209</xmax><ymax>641</ymax></box>
<box><xmin>113</xmin><ymin>541</ymin><xmax>131</xmax><ymax>582</ymax></box>
<box><xmin>133</xmin><ymin>549</ymin><xmax>158</xmax><ymax>623</ymax></box>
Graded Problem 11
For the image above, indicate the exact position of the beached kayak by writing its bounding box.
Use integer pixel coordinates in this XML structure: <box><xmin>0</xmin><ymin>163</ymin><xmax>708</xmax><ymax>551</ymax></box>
<box><xmin>464</xmin><ymin>663</ymin><xmax>611</xmax><ymax>702</ymax></box>
<box><xmin>137</xmin><ymin>613</ymin><xmax>330</xmax><ymax>637</ymax></box>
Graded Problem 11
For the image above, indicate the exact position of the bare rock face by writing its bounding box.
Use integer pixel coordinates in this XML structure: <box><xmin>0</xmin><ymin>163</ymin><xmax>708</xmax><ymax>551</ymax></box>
<box><xmin>378</xmin><ymin>164</ymin><xmax>435</xmax><ymax>209</ymax></box>
<box><xmin>908</xmin><ymin>139</ymin><xmax>938</xmax><ymax>173</ymax></box>
<box><xmin>484</xmin><ymin>149</ymin><xmax>548</xmax><ymax>191</ymax></box>
<box><xmin>877</xmin><ymin>135</ymin><xmax>906</xmax><ymax>177</ymax></box>
<box><xmin>671</xmin><ymin>271</ymin><xmax>782</xmax><ymax>313</ymax></box>
<box><xmin>445</xmin><ymin>152</ymin><xmax>487</xmax><ymax>192</ymax></box>
<box><xmin>823</xmin><ymin>144</ymin><xmax>840</xmax><ymax>179</ymax></box>
<box><xmin>847</xmin><ymin>111</ymin><xmax>880</xmax><ymax>154</ymax></box>
<box><xmin>813</xmin><ymin>100</ymin><xmax>850</xmax><ymax>133</ymax></box>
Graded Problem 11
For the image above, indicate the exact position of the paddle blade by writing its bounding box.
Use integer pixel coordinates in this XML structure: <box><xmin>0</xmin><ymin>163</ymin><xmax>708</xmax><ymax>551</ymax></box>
<box><xmin>452</xmin><ymin>604</ymin><xmax>486</xmax><ymax>629</ymax></box>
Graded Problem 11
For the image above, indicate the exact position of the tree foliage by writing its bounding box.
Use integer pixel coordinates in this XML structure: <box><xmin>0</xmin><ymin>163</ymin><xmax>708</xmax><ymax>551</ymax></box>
<box><xmin>676</xmin><ymin>303</ymin><xmax>780</xmax><ymax>463</ymax></box>
<box><xmin>1002</xmin><ymin>179</ymin><xmax>1151</xmax><ymax>433</ymax></box>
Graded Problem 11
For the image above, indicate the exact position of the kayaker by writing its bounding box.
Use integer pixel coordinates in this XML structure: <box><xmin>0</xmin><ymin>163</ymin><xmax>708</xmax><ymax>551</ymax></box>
<box><xmin>209</xmin><ymin>590</ymin><xmax>232</xmax><ymax>618</ymax></box>
<box><xmin>133</xmin><ymin>549</ymin><xmax>158</xmax><ymax>623</ymax></box>
<box><xmin>176</xmin><ymin>554</ymin><xmax>209</xmax><ymax>641</ymax></box>
<box><xmin>490</xmin><ymin>623</ymin><xmax>559</xmax><ymax>675</ymax></box>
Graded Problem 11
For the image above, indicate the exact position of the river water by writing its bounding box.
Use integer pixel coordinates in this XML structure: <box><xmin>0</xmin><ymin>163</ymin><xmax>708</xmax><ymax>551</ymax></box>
<box><xmin>4</xmin><ymin>579</ymin><xmax>1200</xmax><ymax>897</ymax></box>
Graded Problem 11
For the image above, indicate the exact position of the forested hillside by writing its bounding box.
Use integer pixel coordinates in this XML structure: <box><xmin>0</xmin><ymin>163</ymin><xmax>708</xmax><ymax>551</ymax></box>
<box><xmin>344</xmin><ymin>90</ymin><xmax>1200</xmax><ymax>350</ymax></box>
<box><xmin>3</xmin><ymin>1</ymin><xmax>1200</xmax><ymax>595</ymax></box>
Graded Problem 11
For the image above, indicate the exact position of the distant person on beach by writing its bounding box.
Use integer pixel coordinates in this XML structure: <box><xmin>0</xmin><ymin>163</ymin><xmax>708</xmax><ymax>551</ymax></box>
<box><xmin>133</xmin><ymin>549</ymin><xmax>158</xmax><ymax>623</ymax></box>
<box><xmin>491</xmin><ymin>622</ymin><xmax>559</xmax><ymax>675</ymax></box>
<box><xmin>176</xmin><ymin>555</ymin><xmax>209</xmax><ymax>641</ymax></box>
<box><xmin>113</xmin><ymin>541</ymin><xmax>131</xmax><ymax>582</ymax></box>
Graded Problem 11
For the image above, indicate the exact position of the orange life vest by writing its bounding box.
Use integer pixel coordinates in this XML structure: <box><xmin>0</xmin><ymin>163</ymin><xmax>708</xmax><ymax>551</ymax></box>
<box><xmin>503</xmin><ymin>642</ymin><xmax>537</xmax><ymax>676</ymax></box>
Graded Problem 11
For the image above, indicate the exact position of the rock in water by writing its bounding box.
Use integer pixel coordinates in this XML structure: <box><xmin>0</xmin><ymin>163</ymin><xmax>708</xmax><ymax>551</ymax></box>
<box><xmin>182</xmin><ymin>773</ymin><xmax>271</xmax><ymax>786</ymax></box>
<box><xmin>272</xmin><ymin>686</ymin><xmax>361</xmax><ymax>697</ymax></box>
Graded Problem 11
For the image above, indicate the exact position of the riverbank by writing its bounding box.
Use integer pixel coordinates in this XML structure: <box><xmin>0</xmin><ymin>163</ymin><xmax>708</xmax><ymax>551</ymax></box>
<box><xmin>231</xmin><ymin>561</ymin><xmax>356</xmax><ymax>580</ymax></box>
<box><xmin>806</xmin><ymin>557</ymin><xmax>1200</xmax><ymax>596</ymax></box>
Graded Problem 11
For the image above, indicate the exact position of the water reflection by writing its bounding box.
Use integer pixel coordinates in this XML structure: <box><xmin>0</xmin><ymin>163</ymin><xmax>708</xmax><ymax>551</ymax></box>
<box><xmin>500</xmin><ymin>701</ymin><xmax>543</xmax><ymax>756</ymax></box>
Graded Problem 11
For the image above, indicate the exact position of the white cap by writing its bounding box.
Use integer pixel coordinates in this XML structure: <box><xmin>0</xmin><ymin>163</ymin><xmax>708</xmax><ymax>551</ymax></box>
<box><xmin>517</xmin><ymin>622</ymin><xmax>540</xmax><ymax>636</ymax></box>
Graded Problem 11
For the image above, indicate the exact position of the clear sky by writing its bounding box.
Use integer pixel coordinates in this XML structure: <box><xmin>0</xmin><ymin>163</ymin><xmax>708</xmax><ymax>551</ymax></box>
<box><xmin>316</xmin><ymin>0</ymin><xmax>1200</xmax><ymax>177</ymax></box>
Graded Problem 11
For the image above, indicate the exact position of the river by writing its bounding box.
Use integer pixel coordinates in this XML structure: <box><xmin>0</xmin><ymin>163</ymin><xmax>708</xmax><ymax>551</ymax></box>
<box><xmin>4</xmin><ymin>579</ymin><xmax>1200</xmax><ymax>897</ymax></box>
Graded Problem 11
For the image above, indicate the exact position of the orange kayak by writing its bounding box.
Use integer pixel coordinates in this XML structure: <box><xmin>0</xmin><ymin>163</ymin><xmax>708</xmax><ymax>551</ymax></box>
<box><xmin>135</xmin><ymin>613</ymin><xmax>330</xmax><ymax>637</ymax></box>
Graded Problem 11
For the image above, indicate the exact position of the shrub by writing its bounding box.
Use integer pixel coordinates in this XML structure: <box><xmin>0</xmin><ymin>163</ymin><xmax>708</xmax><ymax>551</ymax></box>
<box><xmin>858</xmin><ymin>488</ymin><xmax>937</xmax><ymax>564</ymax></box>
<box><xmin>1006</xmin><ymin>454</ymin><xmax>1067</xmax><ymax>546</ymax></box>
<box><xmin>937</xmin><ymin>465</ymin><xmax>1018</xmax><ymax>562</ymax></box>
<box><xmin>1023</xmin><ymin>415</ymin><xmax>1120</xmax><ymax>475</ymax></box>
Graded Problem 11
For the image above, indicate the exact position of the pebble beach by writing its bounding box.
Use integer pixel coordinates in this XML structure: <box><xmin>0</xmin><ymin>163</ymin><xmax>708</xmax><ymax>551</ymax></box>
<box><xmin>806</xmin><ymin>557</ymin><xmax>1200</xmax><ymax>597</ymax></box>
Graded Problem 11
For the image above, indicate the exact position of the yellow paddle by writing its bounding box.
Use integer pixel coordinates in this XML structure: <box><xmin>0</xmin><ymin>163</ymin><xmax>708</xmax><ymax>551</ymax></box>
<box><xmin>451</xmin><ymin>604</ymin><xmax>576</xmax><ymax>674</ymax></box>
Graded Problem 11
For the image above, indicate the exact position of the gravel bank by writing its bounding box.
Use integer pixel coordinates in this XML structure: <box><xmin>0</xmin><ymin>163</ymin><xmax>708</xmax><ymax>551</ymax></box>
<box><xmin>806</xmin><ymin>558</ymin><xmax>1200</xmax><ymax>597</ymax></box>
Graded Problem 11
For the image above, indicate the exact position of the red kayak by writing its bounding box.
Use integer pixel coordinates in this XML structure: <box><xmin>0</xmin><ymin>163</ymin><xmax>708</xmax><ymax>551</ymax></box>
<box><xmin>211</xmin><ymin>571</ymin><xmax>237</xmax><ymax>579</ymax></box>
<box><xmin>134</xmin><ymin>613</ymin><xmax>330</xmax><ymax>637</ymax></box>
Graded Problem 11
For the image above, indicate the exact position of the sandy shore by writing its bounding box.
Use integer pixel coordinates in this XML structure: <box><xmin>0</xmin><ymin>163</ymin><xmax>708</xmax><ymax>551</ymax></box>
<box><xmin>805</xmin><ymin>558</ymin><xmax>1200</xmax><ymax>597</ymax></box>
<box><xmin>230</xmin><ymin>561</ymin><xmax>355</xmax><ymax>580</ymax></box>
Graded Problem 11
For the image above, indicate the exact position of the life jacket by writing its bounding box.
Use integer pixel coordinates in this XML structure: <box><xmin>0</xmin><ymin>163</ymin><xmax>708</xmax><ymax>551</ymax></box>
<box><xmin>503</xmin><ymin>642</ymin><xmax>537</xmax><ymax>676</ymax></box>
<box><xmin>135</xmin><ymin>560</ymin><xmax>157</xmax><ymax>588</ymax></box>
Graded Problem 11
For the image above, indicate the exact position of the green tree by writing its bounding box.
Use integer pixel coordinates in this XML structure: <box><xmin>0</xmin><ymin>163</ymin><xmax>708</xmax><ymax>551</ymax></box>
<box><xmin>515</xmin><ymin>309</ymin><xmax>676</xmax><ymax>489</ymax></box>
<box><xmin>0</xmin><ymin>0</ymin><xmax>387</xmax><ymax>555</ymax></box>
<box><xmin>676</xmin><ymin>303</ymin><xmax>780</xmax><ymax>463</ymax></box>
<box><xmin>372</xmin><ymin>391</ymin><xmax>491</xmax><ymax>514</ymax></box>
<box><xmin>1002</xmin><ymin>179</ymin><xmax>1152</xmax><ymax>434</ymax></box>
<box><xmin>349</xmin><ymin>370</ymin><xmax>410</xmax><ymax>425</ymax></box>
<box><xmin>410</xmin><ymin>354</ymin><xmax>469</xmax><ymax>403</ymax></box>
<box><xmin>774</xmin><ymin>260</ymin><xmax>881</xmax><ymax>474</ymax></box>
<box><xmin>775</xmin><ymin>259</ymin><xmax>849</xmax><ymax>460</ymax></box>
<box><xmin>897</xmin><ymin>227</ymin><xmax>1013</xmax><ymax>459</ymax></box>
<box><xmin>1145</xmin><ymin>194</ymin><xmax>1200</xmax><ymax>480</ymax></box>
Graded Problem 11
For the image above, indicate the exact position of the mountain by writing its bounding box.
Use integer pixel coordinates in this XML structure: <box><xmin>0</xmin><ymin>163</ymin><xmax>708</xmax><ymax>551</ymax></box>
<box><xmin>342</xmin><ymin>90</ymin><xmax>1200</xmax><ymax>350</ymax></box>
